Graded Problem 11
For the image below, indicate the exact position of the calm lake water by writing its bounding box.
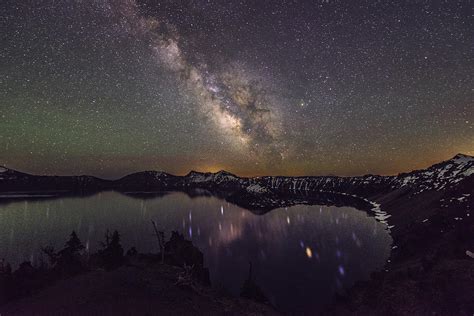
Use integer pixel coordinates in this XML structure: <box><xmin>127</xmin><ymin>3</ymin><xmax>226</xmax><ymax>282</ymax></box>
<box><xmin>0</xmin><ymin>191</ymin><xmax>392</xmax><ymax>312</ymax></box>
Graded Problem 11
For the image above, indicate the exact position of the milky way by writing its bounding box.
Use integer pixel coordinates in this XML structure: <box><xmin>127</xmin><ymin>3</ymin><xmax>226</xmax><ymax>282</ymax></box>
<box><xmin>1</xmin><ymin>0</ymin><xmax>473</xmax><ymax>178</ymax></box>
<box><xmin>109</xmin><ymin>0</ymin><xmax>288</xmax><ymax>159</ymax></box>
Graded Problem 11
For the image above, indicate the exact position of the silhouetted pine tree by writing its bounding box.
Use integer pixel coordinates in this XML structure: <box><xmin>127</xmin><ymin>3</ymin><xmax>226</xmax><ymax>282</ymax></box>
<box><xmin>43</xmin><ymin>231</ymin><xmax>87</xmax><ymax>275</ymax></box>
<box><xmin>98</xmin><ymin>230</ymin><xmax>124</xmax><ymax>270</ymax></box>
<box><xmin>64</xmin><ymin>231</ymin><xmax>85</xmax><ymax>253</ymax></box>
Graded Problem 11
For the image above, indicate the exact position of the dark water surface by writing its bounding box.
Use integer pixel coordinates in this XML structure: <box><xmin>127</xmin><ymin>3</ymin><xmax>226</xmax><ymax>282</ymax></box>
<box><xmin>0</xmin><ymin>191</ymin><xmax>391</xmax><ymax>312</ymax></box>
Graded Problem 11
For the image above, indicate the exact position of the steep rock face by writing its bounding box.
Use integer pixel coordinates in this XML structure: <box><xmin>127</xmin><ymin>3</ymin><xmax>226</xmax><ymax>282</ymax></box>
<box><xmin>251</xmin><ymin>175</ymin><xmax>392</xmax><ymax>198</ymax></box>
<box><xmin>246</xmin><ymin>154</ymin><xmax>473</xmax><ymax>200</ymax></box>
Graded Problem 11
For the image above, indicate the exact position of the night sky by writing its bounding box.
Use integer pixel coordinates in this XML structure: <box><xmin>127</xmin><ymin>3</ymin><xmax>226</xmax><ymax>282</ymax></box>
<box><xmin>1</xmin><ymin>0</ymin><xmax>473</xmax><ymax>178</ymax></box>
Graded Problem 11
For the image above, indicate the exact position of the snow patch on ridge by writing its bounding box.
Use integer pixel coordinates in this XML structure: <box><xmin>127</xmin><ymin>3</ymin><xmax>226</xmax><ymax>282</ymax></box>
<box><xmin>462</xmin><ymin>168</ymin><xmax>474</xmax><ymax>177</ymax></box>
<box><xmin>246</xmin><ymin>184</ymin><xmax>268</xmax><ymax>194</ymax></box>
<box><xmin>151</xmin><ymin>171</ymin><xmax>168</xmax><ymax>179</ymax></box>
<box><xmin>452</xmin><ymin>153</ymin><xmax>474</xmax><ymax>164</ymax></box>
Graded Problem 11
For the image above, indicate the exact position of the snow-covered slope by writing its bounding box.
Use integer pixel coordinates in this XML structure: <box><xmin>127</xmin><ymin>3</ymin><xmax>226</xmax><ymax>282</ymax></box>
<box><xmin>390</xmin><ymin>154</ymin><xmax>474</xmax><ymax>194</ymax></box>
<box><xmin>246</xmin><ymin>184</ymin><xmax>269</xmax><ymax>194</ymax></box>
<box><xmin>251</xmin><ymin>174</ymin><xmax>391</xmax><ymax>197</ymax></box>
<box><xmin>241</xmin><ymin>154</ymin><xmax>473</xmax><ymax>198</ymax></box>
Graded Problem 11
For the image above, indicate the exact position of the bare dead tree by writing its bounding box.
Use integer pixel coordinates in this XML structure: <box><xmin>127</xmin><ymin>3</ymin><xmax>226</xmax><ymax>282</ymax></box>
<box><xmin>151</xmin><ymin>220</ymin><xmax>165</xmax><ymax>263</ymax></box>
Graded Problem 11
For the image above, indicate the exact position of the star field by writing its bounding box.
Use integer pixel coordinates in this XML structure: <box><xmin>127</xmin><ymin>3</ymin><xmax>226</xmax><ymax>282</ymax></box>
<box><xmin>1</xmin><ymin>0</ymin><xmax>473</xmax><ymax>178</ymax></box>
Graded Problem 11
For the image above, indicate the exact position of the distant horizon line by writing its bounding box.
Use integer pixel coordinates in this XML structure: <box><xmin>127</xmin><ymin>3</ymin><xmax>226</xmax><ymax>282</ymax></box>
<box><xmin>1</xmin><ymin>152</ymin><xmax>472</xmax><ymax>181</ymax></box>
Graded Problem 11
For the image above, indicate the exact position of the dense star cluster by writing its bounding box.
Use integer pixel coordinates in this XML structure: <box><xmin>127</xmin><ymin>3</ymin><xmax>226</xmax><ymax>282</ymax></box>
<box><xmin>1</xmin><ymin>0</ymin><xmax>473</xmax><ymax>178</ymax></box>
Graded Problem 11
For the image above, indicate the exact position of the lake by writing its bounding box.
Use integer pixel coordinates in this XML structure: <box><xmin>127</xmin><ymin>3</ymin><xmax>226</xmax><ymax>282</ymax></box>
<box><xmin>0</xmin><ymin>191</ymin><xmax>392</xmax><ymax>312</ymax></box>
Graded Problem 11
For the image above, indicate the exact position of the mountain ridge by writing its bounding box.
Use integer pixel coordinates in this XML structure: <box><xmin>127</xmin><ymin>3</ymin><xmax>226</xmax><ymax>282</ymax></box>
<box><xmin>0</xmin><ymin>153</ymin><xmax>472</xmax><ymax>180</ymax></box>
<box><xmin>0</xmin><ymin>154</ymin><xmax>472</xmax><ymax>201</ymax></box>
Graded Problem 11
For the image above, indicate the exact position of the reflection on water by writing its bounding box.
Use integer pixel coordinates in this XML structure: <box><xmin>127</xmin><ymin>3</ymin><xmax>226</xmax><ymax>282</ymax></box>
<box><xmin>0</xmin><ymin>191</ymin><xmax>391</xmax><ymax>312</ymax></box>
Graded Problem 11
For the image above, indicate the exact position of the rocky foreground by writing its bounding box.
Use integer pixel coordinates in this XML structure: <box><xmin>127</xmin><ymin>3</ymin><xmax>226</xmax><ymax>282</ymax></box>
<box><xmin>0</xmin><ymin>231</ymin><xmax>276</xmax><ymax>315</ymax></box>
<box><xmin>0</xmin><ymin>154</ymin><xmax>473</xmax><ymax>314</ymax></box>
<box><xmin>2</xmin><ymin>263</ymin><xmax>275</xmax><ymax>315</ymax></box>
